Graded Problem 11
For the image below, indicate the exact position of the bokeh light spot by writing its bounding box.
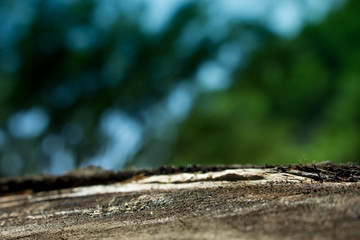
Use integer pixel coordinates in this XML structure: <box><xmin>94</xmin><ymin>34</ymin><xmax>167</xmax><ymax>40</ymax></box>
<box><xmin>8</xmin><ymin>107</ymin><xmax>49</xmax><ymax>139</ymax></box>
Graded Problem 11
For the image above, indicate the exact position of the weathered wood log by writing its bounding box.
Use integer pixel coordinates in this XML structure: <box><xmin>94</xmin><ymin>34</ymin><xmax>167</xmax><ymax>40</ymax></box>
<box><xmin>1</xmin><ymin>162</ymin><xmax>359</xmax><ymax>239</ymax></box>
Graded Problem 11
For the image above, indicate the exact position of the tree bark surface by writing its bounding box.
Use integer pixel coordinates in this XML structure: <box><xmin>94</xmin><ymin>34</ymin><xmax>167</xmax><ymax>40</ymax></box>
<box><xmin>1</xmin><ymin>162</ymin><xmax>359</xmax><ymax>239</ymax></box>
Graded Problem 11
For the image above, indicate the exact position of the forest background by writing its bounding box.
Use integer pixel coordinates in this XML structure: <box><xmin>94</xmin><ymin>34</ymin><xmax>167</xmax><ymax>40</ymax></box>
<box><xmin>0</xmin><ymin>0</ymin><xmax>359</xmax><ymax>177</ymax></box>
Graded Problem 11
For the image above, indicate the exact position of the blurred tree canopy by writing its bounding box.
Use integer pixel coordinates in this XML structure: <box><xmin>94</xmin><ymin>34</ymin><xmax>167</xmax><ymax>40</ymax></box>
<box><xmin>0</xmin><ymin>0</ymin><xmax>274</xmax><ymax>176</ymax></box>
<box><xmin>167</xmin><ymin>0</ymin><xmax>360</xmax><ymax>166</ymax></box>
<box><xmin>0</xmin><ymin>0</ymin><xmax>357</xmax><ymax>177</ymax></box>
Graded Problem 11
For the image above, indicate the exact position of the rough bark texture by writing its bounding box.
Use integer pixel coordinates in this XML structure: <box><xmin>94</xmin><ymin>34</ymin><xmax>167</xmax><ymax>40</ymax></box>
<box><xmin>1</xmin><ymin>162</ymin><xmax>359</xmax><ymax>239</ymax></box>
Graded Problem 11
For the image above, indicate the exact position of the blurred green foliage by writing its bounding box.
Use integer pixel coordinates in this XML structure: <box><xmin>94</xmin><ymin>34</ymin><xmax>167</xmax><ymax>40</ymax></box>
<box><xmin>168</xmin><ymin>0</ymin><xmax>360</xmax><ymax>166</ymax></box>
<box><xmin>0</xmin><ymin>0</ymin><xmax>274</xmax><ymax>176</ymax></box>
<box><xmin>0</xmin><ymin>0</ymin><xmax>358</xmax><ymax>177</ymax></box>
